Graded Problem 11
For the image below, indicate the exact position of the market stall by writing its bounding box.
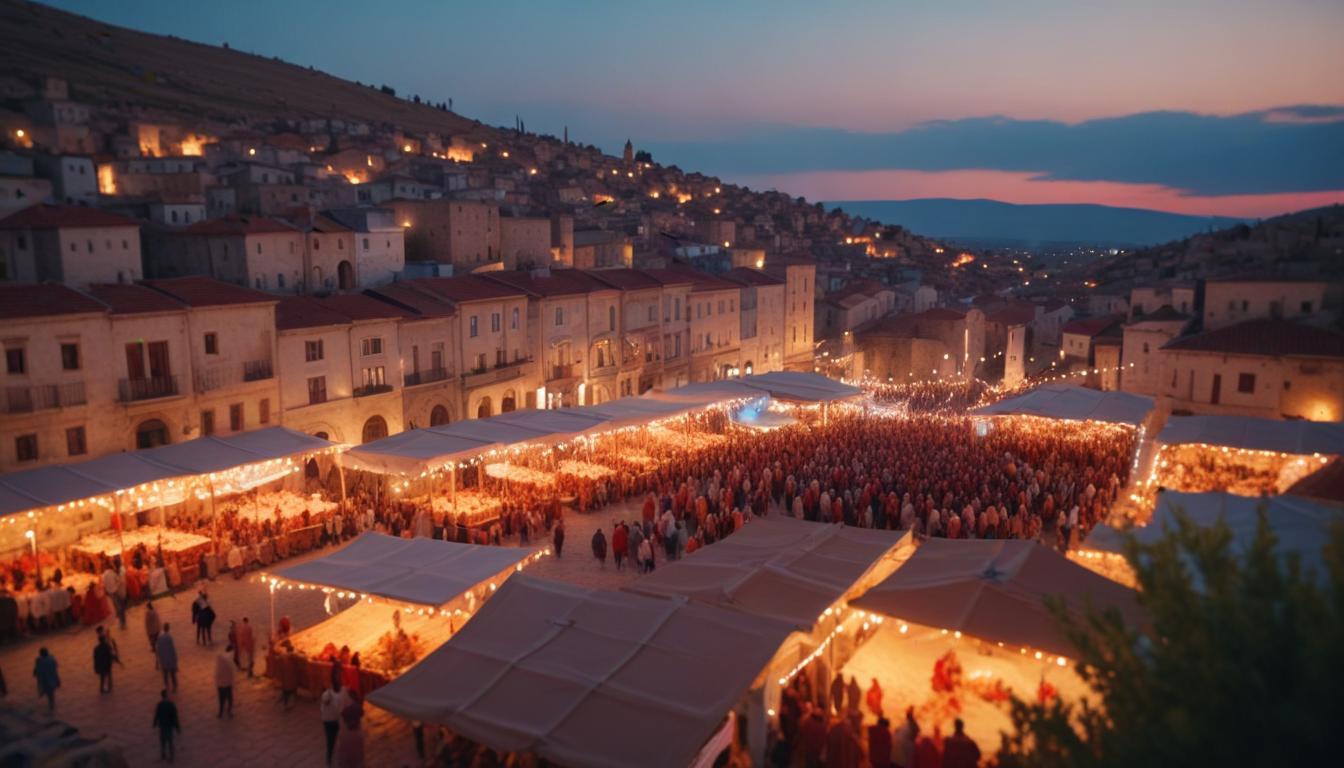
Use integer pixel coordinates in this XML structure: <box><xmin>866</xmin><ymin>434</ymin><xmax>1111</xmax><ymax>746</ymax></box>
<box><xmin>971</xmin><ymin>384</ymin><xmax>1154</xmax><ymax>427</ymax></box>
<box><xmin>1074</xmin><ymin>490</ymin><xmax>1344</xmax><ymax>587</ymax></box>
<box><xmin>263</xmin><ymin>532</ymin><xmax>541</xmax><ymax>698</ymax></box>
<box><xmin>626</xmin><ymin>515</ymin><xmax>915</xmax><ymax>758</ymax></box>
<box><xmin>1144</xmin><ymin>415</ymin><xmax>1342</xmax><ymax>509</ymax></box>
<box><xmin>843</xmin><ymin>538</ymin><xmax>1145</xmax><ymax>749</ymax></box>
<box><xmin>367</xmin><ymin>574</ymin><xmax>796</xmax><ymax>768</ymax></box>
<box><xmin>0</xmin><ymin>428</ymin><xmax>341</xmax><ymax>631</ymax></box>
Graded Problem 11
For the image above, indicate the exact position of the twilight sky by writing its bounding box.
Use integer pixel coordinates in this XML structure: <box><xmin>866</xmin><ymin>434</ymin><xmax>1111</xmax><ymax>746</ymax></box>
<box><xmin>47</xmin><ymin>0</ymin><xmax>1344</xmax><ymax>217</ymax></box>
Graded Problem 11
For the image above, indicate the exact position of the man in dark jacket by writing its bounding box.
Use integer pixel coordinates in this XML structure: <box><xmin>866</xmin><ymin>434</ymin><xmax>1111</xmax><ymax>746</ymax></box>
<box><xmin>152</xmin><ymin>689</ymin><xmax>181</xmax><ymax>763</ymax></box>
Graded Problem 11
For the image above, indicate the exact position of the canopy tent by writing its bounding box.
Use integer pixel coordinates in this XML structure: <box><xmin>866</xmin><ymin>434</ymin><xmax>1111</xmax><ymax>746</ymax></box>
<box><xmin>268</xmin><ymin>532</ymin><xmax>532</xmax><ymax>607</ymax></box>
<box><xmin>741</xmin><ymin>371</ymin><xmax>862</xmax><ymax>403</ymax></box>
<box><xmin>625</xmin><ymin>516</ymin><xmax>914</xmax><ymax>630</ymax></box>
<box><xmin>486</xmin><ymin>408</ymin><xmax>610</xmax><ymax>441</ymax></box>
<box><xmin>1157</xmin><ymin>414</ymin><xmax>1344</xmax><ymax>455</ymax></box>
<box><xmin>367</xmin><ymin>574</ymin><xmax>795</xmax><ymax>768</ymax></box>
<box><xmin>340</xmin><ymin>418</ymin><xmax>563</xmax><ymax>475</ymax></box>
<box><xmin>1082</xmin><ymin>490</ymin><xmax>1343</xmax><ymax>583</ymax></box>
<box><xmin>573</xmin><ymin>397</ymin><xmax>704</xmax><ymax>430</ymax></box>
<box><xmin>972</xmin><ymin>384</ymin><xmax>1153</xmax><ymax>426</ymax></box>
<box><xmin>851</xmin><ymin>539</ymin><xmax>1144</xmax><ymax>657</ymax></box>
<box><xmin>645</xmin><ymin>379</ymin><xmax>762</xmax><ymax>405</ymax></box>
<box><xmin>0</xmin><ymin>427</ymin><xmax>337</xmax><ymax>518</ymax></box>
<box><xmin>1287</xmin><ymin>458</ymin><xmax>1344</xmax><ymax>504</ymax></box>
<box><xmin>647</xmin><ymin>372</ymin><xmax>861</xmax><ymax>406</ymax></box>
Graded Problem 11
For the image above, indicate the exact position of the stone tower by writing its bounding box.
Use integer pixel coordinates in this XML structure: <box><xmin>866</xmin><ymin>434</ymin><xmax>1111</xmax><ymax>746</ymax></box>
<box><xmin>623</xmin><ymin>138</ymin><xmax>633</xmax><ymax>165</ymax></box>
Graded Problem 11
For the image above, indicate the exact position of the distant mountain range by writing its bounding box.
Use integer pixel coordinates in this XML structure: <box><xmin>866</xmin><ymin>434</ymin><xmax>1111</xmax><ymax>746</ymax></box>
<box><xmin>828</xmin><ymin>198</ymin><xmax>1252</xmax><ymax>248</ymax></box>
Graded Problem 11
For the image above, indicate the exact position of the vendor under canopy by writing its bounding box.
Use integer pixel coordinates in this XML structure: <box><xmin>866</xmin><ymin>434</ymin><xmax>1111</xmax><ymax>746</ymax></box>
<box><xmin>262</xmin><ymin>532</ymin><xmax>540</xmax><ymax>697</ymax></box>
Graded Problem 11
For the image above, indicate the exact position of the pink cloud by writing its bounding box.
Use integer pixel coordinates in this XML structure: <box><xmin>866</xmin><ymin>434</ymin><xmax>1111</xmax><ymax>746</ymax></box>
<box><xmin>732</xmin><ymin>169</ymin><xmax>1344</xmax><ymax>219</ymax></box>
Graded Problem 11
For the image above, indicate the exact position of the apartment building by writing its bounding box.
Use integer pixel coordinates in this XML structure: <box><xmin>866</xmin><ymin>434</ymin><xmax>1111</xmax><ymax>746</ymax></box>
<box><xmin>0</xmin><ymin>277</ymin><xmax>279</xmax><ymax>471</ymax></box>
<box><xmin>722</xmin><ymin>267</ymin><xmax>786</xmax><ymax>376</ymax></box>
<box><xmin>0</xmin><ymin>204</ymin><xmax>143</xmax><ymax>286</ymax></box>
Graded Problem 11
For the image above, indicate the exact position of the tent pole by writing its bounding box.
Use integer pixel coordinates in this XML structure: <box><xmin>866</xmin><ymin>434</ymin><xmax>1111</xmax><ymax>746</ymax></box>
<box><xmin>208</xmin><ymin>478</ymin><xmax>219</xmax><ymax>557</ymax></box>
<box><xmin>114</xmin><ymin>494</ymin><xmax>125</xmax><ymax>560</ymax></box>
<box><xmin>337</xmin><ymin>463</ymin><xmax>348</xmax><ymax>515</ymax></box>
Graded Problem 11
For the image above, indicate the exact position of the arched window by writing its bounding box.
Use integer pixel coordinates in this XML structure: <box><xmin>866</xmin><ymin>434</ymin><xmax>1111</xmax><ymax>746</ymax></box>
<box><xmin>338</xmin><ymin>260</ymin><xmax>354</xmax><ymax>290</ymax></box>
<box><xmin>501</xmin><ymin>390</ymin><xmax>516</xmax><ymax>413</ymax></box>
<box><xmin>476</xmin><ymin>397</ymin><xmax>493</xmax><ymax>419</ymax></box>
<box><xmin>361</xmin><ymin>415</ymin><xmax>388</xmax><ymax>443</ymax></box>
<box><xmin>429</xmin><ymin>405</ymin><xmax>450</xmax><ymax>426</ymax></box>
<box><xmin>135</xmin><ymin>419</ymin><xmax>169</xmax><ymax>449</ymax></box>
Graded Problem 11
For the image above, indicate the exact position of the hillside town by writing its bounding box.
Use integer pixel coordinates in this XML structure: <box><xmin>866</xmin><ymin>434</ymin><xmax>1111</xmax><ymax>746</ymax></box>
<box><xmin>0</xmin><ymin>2</ymin><xmax>1342</xmax><ymax>767</ymax></box>
<box><xmin>1</xmin><ymin>64</ymin><xmax>1342</xmax><ymax>469</ymax></box>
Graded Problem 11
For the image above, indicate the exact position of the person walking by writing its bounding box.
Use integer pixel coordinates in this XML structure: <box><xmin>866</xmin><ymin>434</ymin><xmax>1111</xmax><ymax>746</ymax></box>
<box><xmin>152</xmin><ymin>689</ymin><xmax>181</xmax><ymax>763</ymax></box>
<box><xmin>590</xmin><ymin>527</ymin><xmax>607</xmax><ymax>569</ymax></box>
<box><xmin>198</xmin><ymin>599</ymin><xmax>216</xmax><ymax>647</ymax></box>
<box><xmin>335</xmin><ymin>692</ymin><xmax>366</xmax><ymax>768</ymax></box>
<box><xmin>93</xmin><ymin>626</ymin><xmax>115</xmax><ymax>693</ymax></box>
<box><xmin>320</xmin><ymin>678</ymin><xmax>350</xmax><ymax>766</ymax></box>
<box><xmin>552</xmin><ymin>519</ymin><xmax>565</xmax><ymax>559</ymax></box>
<box><xmin>33</xmin><ymin>647</ymin><xmax>59</xmax><ymax>713</ymax></box>
<box><xmin>156</xmin><ymin>623</ymin><xmax>179</xmax><ymax>692</ymax></box>
<box><xmin>637</xmin><ymin>535</ymin><xmax>653</xmax><ymax>573</ymax></box>
<box><xmin>868</xmin><ymin>716</ymin><xmax>893</xmax><ymax>768</ymax></box>
<box><xmin>612</xmin><ymin>522</ymin><xmax>628</xmax><ymax>570</ymax></box>
<box><xmin>236</xmin><ymin>617</ymin><xmax>256</xmax><ymax>678</ymax></box>
<box><xmin>215</xmin><ymin>644</ymin><xmax>234</xmax><ymax>718</ymax></box>
<box><xmin>145</xmin><ymin>601</ymin><xmax>162</xmax><ymax>667</ymax></box>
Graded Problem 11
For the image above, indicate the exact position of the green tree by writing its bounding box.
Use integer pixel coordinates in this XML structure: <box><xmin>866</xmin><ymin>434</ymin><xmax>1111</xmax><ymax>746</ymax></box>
<box><xmin>999</xmin><ymin>510</ymin><xmax>1343</xmax><ymax>767</ymax></box>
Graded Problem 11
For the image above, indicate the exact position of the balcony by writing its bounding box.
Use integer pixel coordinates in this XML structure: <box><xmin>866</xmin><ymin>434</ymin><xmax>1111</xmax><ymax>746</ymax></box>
<box><xmin>4</xmin><ymin>382</ymin><xmax>87</xmax><ymax>414</ymax></box>
<box><xmin>462</xmin><ymin>358</ymin><xmax>530</xmax><ymax>389</ymax></box>
<box><xmin>119</xmin><ymin>375</ymin><xmax>180</xmax><ymax>403</ymax></box>
<box><xmin>353</xmin><ymin>383</ymin><xmax>395</xmax><ymax>398</ymax></box>
<box><xmin>547</xmin><ymin>362</ymin><xmax>578</xmax><ymax>382</ymax></box>
<box><xmin>195</xmin><ymin>359</ymin><xmax>275</xmax><ymax>393</ymax></box>
<box><xmin>243</xmin><ymin>359</ymin><xmax>274</xmax><ymax>382</ymax></box>
<box><xmin>404</xmin><ymin>367</ymin><xmax>451</xmax><ymax>388</ymax></box>
<box><xmin>590</xmin><ymin>362</ymin><xmax>618</xmax><ymax>378</ymax></box>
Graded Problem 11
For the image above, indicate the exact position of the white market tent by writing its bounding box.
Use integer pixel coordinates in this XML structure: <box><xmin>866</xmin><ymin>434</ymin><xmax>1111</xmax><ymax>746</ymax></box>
<box><xmin>268</xmin><ymin>531</ymin><xmax>533</xmax><ymax>607</ymax></box>
<box><xmin>1082</xmin><ymin>490</ymin><xmax>1344</xmax><ymax>583</ymax></box>
<box><xmin>0</xmin><ymin>427</ymin><xmax>337</xmax><ymax>518</ymax></box>
<box><xmin>367</xmin><ymin>574</ymin><xmax>795</xmax><ymax>768</ymax></box>
<box><xmin>1157</xmin><ymin>414</ymin><xmax>1344</xmax><ymax>455</ymax></box>
<box><xmin>625</xmin><ymin>516</ymin><xmax>914</xmax><ymax>630</ymax></box>
<box><xmin>850</xmin><ymin>538</ymin><xmax>1145</xmax><ymax>657</ymax></box>
<box><xmin>741</xmin><ymin>371</ymin><xmax>862</xmax><ymax>403</ymax></box>
<box><xmin>341</xmin><ymin>373</ymin><xmax>860</xmax><ymax>478</ymax></box>
<box><xmin>972</xmin><ymin>384</ymin><xmax>1153</xmax><ymax>426</ymax></box>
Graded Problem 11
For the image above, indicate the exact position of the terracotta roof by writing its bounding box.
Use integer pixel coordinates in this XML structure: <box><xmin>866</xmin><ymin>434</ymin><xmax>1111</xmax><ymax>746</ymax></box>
<box><xmin>1062</xmin><ymin>314</ymin><xmax>1125</xmax><ymax>337</ymax></box>
<box><xmin>364</xmin><ymin>284</ymin><xmax>456</xmax><ymax>318</ymax></box>
<box><xmin>584</xmin><ymin>268</ymin><xmax>662</xmax><ymax>291</ymax></box>
<box><xmin>1206</xmin><ymin>273</ymin><xmax>1327</xmax><ymax>284</ymax></box>
<box><xmin>406</xmin><ymin>275</ymin><xmax>527</xmax><ymax>303</ymax></box>
<box><xmin>141</xmin><ymin>277</ymin><xmax>277</xmax><ymax>307</ymax></box>
<box><xmin>637</xmin><ymin>268</ymin><xmax>696</xmax><ymax>287</ymax></box>
<box><xmin>315</xmin><ymin>293</ymin><xmax>412</xmax><ymax>322</ymax></box>
<box><xmin>0</xmin><ymin>203</ymin><xmax>139</xmax><ymax>230</ymax></box>
<box><xmin>918</xmin><ymin>307</ymin><xmax>968</xmax><ymax>321</ymax></box>
<box><xmin>1163</xmin><ymin>319</ymin><xmax>1344</xmax><ymax>359</ymax></box>
<box><xmin>482</xmin><ymin>268</ymin><xmax>611</xmax><ymax>298</ymax></box>
<box><xmin>276</xmin><ymin>296</ymin><xmax>351</xmax><ymax>330</ymax></box>
<box><xmin>721</xmin><ymin>267</ymin><xmax>785</xmax><ymax>287</ymax></box>
<box><xmin>180</xmin><ymin>216</ymin><xmax>297</xmax><ymax>236</ymax></box>
<box><xmin>84</xmin><ymin>283</ymin><xmax>184</xmax><ymax>315</ymax></box>
<box><xmin>0</xmin><ymin>283</ymin><xmax>106</xmax><ymax>319</ymax></box>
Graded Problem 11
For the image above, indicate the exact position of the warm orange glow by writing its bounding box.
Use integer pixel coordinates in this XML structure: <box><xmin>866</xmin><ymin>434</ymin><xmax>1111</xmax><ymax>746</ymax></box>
<box><xmin>445</xmin><ymin>146</ymin><xmax>474</xmax><ymax>162</ymax></box>
<box><xmin>402</xmin><ymin>220</ymin><xmax>412</xmax><ymax>228</ymax></box>
<box><xmin>935</xmin><ymin>247</ymin><xmax>945</xmax><ymax>254</ymax></box>
<box><xmin>248</xmin><ymin>148</ymin><xmax>256</xmax><ymax>156</ymax></box>
<box><xmin>677</xmin><ymin>193</ymin><xmax>692</xmax><ymax>204</ymax></box>
<box><xmin>529</xmin><ymin>168</ymin><xmax>538</xmax><ymax>175</ymax></box>
<box><xmin>403</xmin><ymin>144</ymin><xmax>413</xmax><ymax>152</ymax></box>
<box><xmin>722</xmin><ymin>240</ymin><xmax>731</xmax><ymax>248</ymax></box>
<box><xmin>344</xmin><ymin>173</ymin><xmax>366</xmax><ymax>185</ymax></box>
<box><xmin>15</xmin><ymin>129</ymin><xmax>24</xmax><ymax>138</ymax></box>
<box><xmin>951</xmin><ymin>252</ymin><xmax>976</xmax><ymax>268</ymax></box>
<box><xmin>649</xmin><ymin>191</ymin><xmax>660</xmax><ymax>199</ymax></box>
<box><xmin>502</xmin><ymin>151</ymin><xmax>510</xmax><ymax>158</ymax></box>
<box><xmin>97</xmin><ymin>164</ymin><xmax>117</xmax><ymax>195</ymax></box>
<box><xmin>177</xmin><ymin>134</ymin><xmax>211</xmax><ymax>156</ymax></box>
<box><xmin>713</xmin><ymin>208</ymin><xmax>721</xmax><ymax>215</ymax></box>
